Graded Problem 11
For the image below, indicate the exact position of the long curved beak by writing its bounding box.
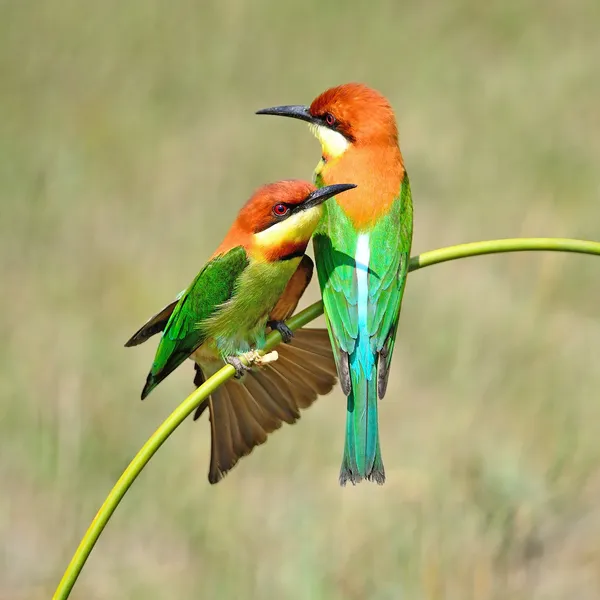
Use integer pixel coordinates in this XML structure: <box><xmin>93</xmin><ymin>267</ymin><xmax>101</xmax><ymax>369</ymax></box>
<box><xmin>301</xmin><ymin>183</ymin><xmax>357</xmax><ymax>210</ymax></box>
<box><xmin>256</xmin><ymin>104</ymin><xmax>318</xmax><ymax>124</ymax></box>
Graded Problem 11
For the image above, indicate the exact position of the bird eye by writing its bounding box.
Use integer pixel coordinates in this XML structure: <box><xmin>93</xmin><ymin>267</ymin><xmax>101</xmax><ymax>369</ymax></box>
<box><xmin>272</xmin><ymin>203</ymin><xmax>289</xmax><ymax>217</ymax></box>
<box><xmin>324</xmin><ymin>112</ymin><xmax>336</xmax><ymax>126</ymax></box>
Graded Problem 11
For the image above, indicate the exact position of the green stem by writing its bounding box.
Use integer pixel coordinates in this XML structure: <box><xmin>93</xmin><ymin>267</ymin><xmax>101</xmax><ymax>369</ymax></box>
<box><xmin>53</xmin><ymin>237</ymin><xmax>600</xmax><ymax>599</ymax></box>
<box><xmin>408</xmin><ymin>237</ymin><xmax>600</xmax><ymax>271</ymax></box>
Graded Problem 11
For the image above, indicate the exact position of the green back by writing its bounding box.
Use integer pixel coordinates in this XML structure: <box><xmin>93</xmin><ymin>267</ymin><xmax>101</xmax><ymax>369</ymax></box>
<box><xmin>313</xmin><ymin>174</ymin><xmax>413</xmax><ymax>394</ymax></box>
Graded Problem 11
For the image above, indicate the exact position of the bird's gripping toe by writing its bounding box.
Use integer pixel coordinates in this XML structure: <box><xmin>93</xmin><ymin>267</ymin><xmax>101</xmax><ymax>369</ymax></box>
<box><xmin>226</xmin><ymin>350</ymin><xmax>279</xmax><ymax>378</ymax></box>
<box><xmin>225</xmin><ymin>356</ymin><xmax>250</xmax><ymax>379</ymax></box>
<box><xmin>267</xmin><ymin>320</ymin><xmax>294</xmax><ymax>343</ymax></box>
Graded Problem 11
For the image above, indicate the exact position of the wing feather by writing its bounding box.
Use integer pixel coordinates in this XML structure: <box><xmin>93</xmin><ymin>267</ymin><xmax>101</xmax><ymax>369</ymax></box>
<box><xmin>314</xmin><ymin>175</ymin><xmax>413</xmax><ymax>399</ymax></box>
<box><xmin>141</xmin><ymin>246</ymin><xmax>249</xmax><ymax>398</ymax></box>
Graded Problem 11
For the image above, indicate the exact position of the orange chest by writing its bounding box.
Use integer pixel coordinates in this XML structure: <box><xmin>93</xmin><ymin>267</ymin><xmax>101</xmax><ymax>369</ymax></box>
<box><xmin>318</xmin><ymin>148</ymin><xmax>405</xmax><ymax>229</ymax></box>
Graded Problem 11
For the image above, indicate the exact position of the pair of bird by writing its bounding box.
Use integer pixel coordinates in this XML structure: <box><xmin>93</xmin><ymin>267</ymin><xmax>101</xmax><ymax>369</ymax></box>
<box><xmin>126</xmin><ymin>83</ymin><xmax>413</xmax><ymax>486</ymax></box>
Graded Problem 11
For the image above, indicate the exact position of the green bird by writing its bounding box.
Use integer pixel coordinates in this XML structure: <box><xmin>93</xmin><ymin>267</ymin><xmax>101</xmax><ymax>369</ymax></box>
<box><xmin>258</xmin><ymin>83</ymin><xmax>413</xmax><ymax>485</ymax></box>
<box><xmin>126</xmin><ymin>179</ymin><xmax>356</xmax><ymax>483</ymax></box>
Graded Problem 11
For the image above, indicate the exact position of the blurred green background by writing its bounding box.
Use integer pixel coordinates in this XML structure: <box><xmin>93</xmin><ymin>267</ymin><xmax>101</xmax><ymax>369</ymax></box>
<box><xmin>2</xmin><ymin>0</ymin><xmax>600</xmax><ymax>598</ymax></box>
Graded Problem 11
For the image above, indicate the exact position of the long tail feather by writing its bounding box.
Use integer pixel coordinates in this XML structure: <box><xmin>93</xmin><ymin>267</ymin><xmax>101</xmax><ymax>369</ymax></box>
<box><xmin>195</xmin><ymin>328</ymin><xmax>338</xmax><ymax>484</ymax></box>
<box><xmin>339</xmin><ymin>341</ymin><xmax>385</xmax><ymax>486</ymax></box>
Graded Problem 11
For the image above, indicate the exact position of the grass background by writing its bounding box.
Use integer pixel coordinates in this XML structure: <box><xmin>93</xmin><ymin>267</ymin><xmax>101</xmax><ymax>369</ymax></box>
<box><xmin>2</xmin><ymin>0</ymin><xmax>600</xmax><ymax>598</ymax></box>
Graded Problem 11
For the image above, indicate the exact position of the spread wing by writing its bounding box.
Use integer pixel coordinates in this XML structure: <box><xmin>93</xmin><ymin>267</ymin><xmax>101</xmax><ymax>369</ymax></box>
<box><xmin>193</xmin><ymin>327</ymin><xmax>337</xmax><ymax>483</ymax></box>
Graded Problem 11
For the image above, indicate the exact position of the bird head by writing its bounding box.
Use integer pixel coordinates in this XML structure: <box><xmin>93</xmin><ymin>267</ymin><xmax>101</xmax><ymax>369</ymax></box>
<box><xmin>256</xmin><ymin>83</ymin><xmax>398</xmax><ymax>160</ymax></box>
<box><xmin>231</xmin><ymin>180</ymin><xmax>356</xmax><ymax>261</ymax></box>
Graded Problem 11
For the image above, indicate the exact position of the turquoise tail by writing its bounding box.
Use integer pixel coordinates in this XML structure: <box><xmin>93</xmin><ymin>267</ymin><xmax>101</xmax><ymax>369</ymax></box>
<box><xmin>340</xmin><ymin>334</ymin><xmax>385</xmax><ymax>485</ymax></box>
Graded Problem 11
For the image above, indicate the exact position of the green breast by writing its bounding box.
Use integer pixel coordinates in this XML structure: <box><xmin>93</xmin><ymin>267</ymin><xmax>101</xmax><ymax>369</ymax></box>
<box><xmin>201</xmin><ymin>257</ymin><xmax>301</xmax><ymax>356</ymax></box>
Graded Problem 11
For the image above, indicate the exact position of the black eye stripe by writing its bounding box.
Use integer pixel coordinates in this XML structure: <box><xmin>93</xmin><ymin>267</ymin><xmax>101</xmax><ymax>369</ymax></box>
<box><xmin>319</xmin><ymin>115</ymin><xmax>355</xmax><ymax>143</ymax></box>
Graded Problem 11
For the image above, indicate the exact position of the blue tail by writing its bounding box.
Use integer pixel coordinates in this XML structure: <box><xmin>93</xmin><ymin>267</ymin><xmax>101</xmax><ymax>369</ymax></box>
<box><xmin>339</xmin><ymin>336</ymin><xmax>385</xmax><ymax>485</ymax></box>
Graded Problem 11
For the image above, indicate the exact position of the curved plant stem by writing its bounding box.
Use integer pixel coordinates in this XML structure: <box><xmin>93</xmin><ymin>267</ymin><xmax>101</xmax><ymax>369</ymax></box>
<box><xmin>53</xmin><ymin>237</ymin><xmax>600</xmax><ymax>599</ymax></box>
<box><xmin>407</xmin><ymin>237</ymin><xmax>600</xmax><ymax>271</ymax></box>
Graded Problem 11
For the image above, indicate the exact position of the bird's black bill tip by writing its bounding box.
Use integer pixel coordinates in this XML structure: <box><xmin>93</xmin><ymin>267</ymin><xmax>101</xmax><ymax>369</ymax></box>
<box><xmin>255</xmin><ymin>104</ymin><xmax>315</xmax><ymax>124</ymax></box>
<box><xmin>322</xmin><ymin>183</ymin><xmax>358</xmax><ymax>196</ymax></box>
<box><xmin>302</xmin><ymin>183</ymin><xmax>357</xmax><ymax>209</ymax></box>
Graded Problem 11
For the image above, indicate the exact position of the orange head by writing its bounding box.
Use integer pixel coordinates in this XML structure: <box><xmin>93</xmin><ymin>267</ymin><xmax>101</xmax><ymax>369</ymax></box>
<box><xmin>215</xmin><ymin>180</ymin><xmax>356</xmax><ymax>261</ymax></box>
<box><xmin>256</xmin><ymin>83</ymin><xmax>399</xmax><ymax>156</ymax></box>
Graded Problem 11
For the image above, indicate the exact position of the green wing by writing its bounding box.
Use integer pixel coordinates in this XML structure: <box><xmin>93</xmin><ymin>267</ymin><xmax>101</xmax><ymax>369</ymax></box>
<box><xmin>141</xmin><ymin>246</ymin><xmax>249</xmax><ymax>399</ymax></box>
<box><xmin>313</xmin><ymin>174</ymin><xmax>413</xmax><ymax>397</ymax></box>
<box><xmin>313</xmin><ymin>203</ymin><xmax>359</xmax><ymax>392</ymax></box>
<box><xmin>369</xmin><ymin>177</ymin><xmax>413</xmax><ymax>396</ymax></box>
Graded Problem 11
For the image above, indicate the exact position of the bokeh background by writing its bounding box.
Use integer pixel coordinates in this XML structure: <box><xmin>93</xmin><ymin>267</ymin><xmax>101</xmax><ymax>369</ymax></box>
<box><xmin>2</xmin><ymin>0</ymin><xmax>600</xmax><ymax>598</ymax></box>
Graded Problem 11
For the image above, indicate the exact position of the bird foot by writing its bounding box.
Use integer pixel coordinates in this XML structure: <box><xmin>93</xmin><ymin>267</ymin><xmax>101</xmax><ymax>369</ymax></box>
<box><xmin>267</xmin><ymin>320</ymin><xmax>294</xmax><ymax>343</ymax></box>
<box><xmin>225</xmin><ymin>356</ymin><xmax>250</xmax><ymax>379</ymax></box>
<box><xmin>240</xmin><ymin>349</ymin><xmax>279</xmax><ymax>368</ymax></box>
<box><xmin>227</xmin><ymin>350</ymin><xmax>279</xmax><ymax>378</ymax></box>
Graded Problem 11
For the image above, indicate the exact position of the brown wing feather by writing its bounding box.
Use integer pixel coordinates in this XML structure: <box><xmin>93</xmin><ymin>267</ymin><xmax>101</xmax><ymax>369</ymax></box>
<box><xmin>268</xmin><ymin>255</ymin><xmax>314</xmax><ymax>322</ymax></box>
<box><xmin>124</xmin><ymin>299</ymin><xmax>178</xmax><ymax>347</ymax></box>
<box><xmin>195</xmin><ymin>328</ymin><xmax>337</xmax><ymax>484</ymax></box>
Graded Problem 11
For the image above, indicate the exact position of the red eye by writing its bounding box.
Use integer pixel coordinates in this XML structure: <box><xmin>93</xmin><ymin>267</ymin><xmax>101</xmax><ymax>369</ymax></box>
<box><xmin>272</xmin><ymin>203</ymin><xmax>289</xmax><ymax>217</ymax></box>
<box><xmin>324</xmin><ymin>112</ymin><xmax>335</xmax><ymax>126</ymax></box>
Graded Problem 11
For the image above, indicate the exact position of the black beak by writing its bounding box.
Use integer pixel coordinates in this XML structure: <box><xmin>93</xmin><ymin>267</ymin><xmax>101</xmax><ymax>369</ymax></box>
<box><xmin>256</xmin><ymin>104</ymin><xmax>318</xmax><ymax>125</ymax></box>
<box><xmin>301</xmin><ymin>183</ymin><xmax>357</xmax><ymax>210</ymax></box>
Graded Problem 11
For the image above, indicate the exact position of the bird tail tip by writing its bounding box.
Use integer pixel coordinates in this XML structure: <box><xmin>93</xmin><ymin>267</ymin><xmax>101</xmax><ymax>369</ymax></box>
<box><xmin>140</xmin><ymin>374</ymin><xmax>156</xmax><ymax>400</ymax></box>
<box><xmin>339</xmin><ymin>357</ymin><xmax>386</xmax><ymax>486</ymax></box>
<box><xmin>339</xmin><ymin>462</ymin><xmax>385</xmax><ymax>487</ymax></box>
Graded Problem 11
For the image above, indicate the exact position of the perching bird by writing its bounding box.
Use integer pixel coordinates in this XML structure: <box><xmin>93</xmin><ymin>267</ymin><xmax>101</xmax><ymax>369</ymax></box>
<box><xmin>125</xmin><ymin>179</ymin><xmax>356</xmax><ymax>483</ymax></box>
<box><xmin>257</xmin><ymin>84</ymin><xmax>413</xmax><ymax>485</ymax></box>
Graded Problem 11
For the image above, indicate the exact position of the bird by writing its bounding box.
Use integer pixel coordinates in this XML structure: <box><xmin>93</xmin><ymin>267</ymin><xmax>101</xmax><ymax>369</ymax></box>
<box><xmin>125</xmin><ymin>179</ymin><xmax>356</xmax><ymax>483</ymax></box>
<box><xmin>257</xmin><ymin>83</ymin><xmax>413</xmax><ymax>485</ymax></box>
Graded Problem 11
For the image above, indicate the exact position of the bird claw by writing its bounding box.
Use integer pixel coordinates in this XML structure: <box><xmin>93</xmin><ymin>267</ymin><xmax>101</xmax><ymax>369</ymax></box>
<box><xmin>225</xmin><ymin>356</ymin><xmax>250</xmax><ymax>379</ymax></box>
<box><xmin>267</xmin><ymin>320</ymin><xmax>294</xmax><ymax>343</ymax></box>
<box><xmin>226</xmin><ymin>350</ymin><xmax>279</xmax><ymax>378</ymax></box>
<box><xmin>241</xmin><ymin>349</ymin><xmax>279</xmax><ymax>368</ymax></box>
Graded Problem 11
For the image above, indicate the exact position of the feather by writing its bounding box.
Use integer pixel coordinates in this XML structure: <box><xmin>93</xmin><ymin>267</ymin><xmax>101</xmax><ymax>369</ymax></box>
<box><xmin>313</xmin><ymin>175</ymin><xmax>413</xmax><ymax>485</ymax></box>
<box><xmin>194</xmin><ymin>328</ymin><xmax>337</xmax><ymax>484</ymax></box>
<box><xmin>140</xmin><ymin>246</ymin><xmax>249</xmax><ymax>399</ymax></box>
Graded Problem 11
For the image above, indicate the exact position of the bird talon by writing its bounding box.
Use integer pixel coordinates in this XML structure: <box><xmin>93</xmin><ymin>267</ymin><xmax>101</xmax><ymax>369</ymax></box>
<box><xmin>267</xmin><ymin>320</ymin><xmax>294</xmax><ymax>343</ymax></box>
<box><xmin>241</xmin><ymin>349</ymin><xmax>279</xmax><ymax>368</ymax></box>
<box><xmin>225</xmin><ymin>356</ymin><xmax>249</xmax><ymax>379</ymax></box>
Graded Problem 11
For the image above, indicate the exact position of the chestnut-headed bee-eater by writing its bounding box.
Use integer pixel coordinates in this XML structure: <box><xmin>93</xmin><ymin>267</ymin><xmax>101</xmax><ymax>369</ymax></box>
<box><xmin>126</xmin><ymin>180</ymin><xmax>356</xmax><ymax>483</ymax></box>
<box><xmin>257</xmin><ymin>84</ymin><xmax>413</xmax><ymax>485</ymax></box>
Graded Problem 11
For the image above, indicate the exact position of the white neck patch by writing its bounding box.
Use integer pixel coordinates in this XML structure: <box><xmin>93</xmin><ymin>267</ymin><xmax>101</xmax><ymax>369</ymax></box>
<box><xmin>309</xmin><ymin>123</ymin><xmax>350</xmax><ymax>158</ymax></box>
